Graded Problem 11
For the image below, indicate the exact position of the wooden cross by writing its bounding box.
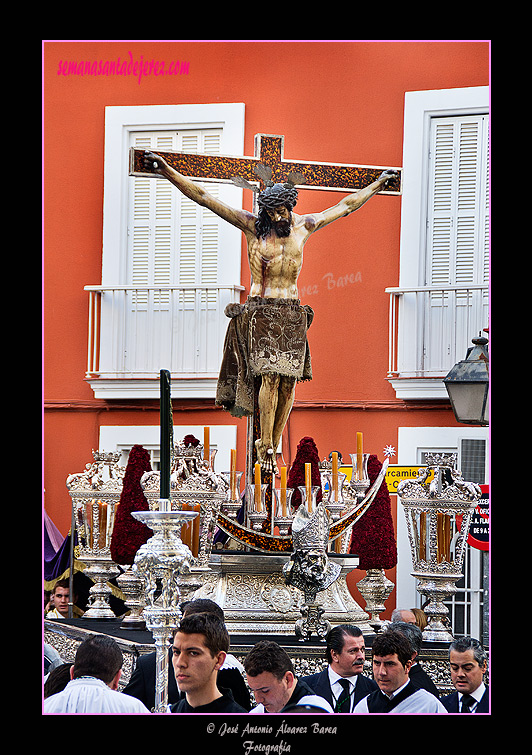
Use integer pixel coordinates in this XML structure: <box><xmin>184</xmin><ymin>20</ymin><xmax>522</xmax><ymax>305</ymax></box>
<box><xmin>130</xmin><ymin>134</ymin><xmax>402</xmax><ymax>534</ymax></box>
<box><xmin>130</xmin><ymin>133</ymin><xmax>402</xmax><ymax>194</ymax></box>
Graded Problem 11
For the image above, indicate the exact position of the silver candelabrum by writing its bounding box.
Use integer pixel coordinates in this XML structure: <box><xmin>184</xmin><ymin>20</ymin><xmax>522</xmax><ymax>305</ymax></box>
<box><xmin>132</xmin><ymin>502</ymin><xmax>198</xmax><ymax>713</ymax></box>
<box><xmin>397</xmin><ymin>453</ymin><xmax>481</xmax><ymax>642</ymax></box>
<box><xmin>320</xmin><ymin>452</ymin><xmax>371</xmax><ymax>553</ymax></box>
<box><xmin>218</xmin><ymin>453</ymin><xmax>371</xmax><ymax>548</ymax></box>
<box><xmin>217</xmin><ymin>455</ymin><xmax>374</xmax><ymax>640</ymax></box>
<box><xmin>141</xmin><ymin>439</ymin><xmax>226</xmax><ymax>601</ymax></box>
<box><xmin>66</xmin><ymin>451</ymin><xmax>125</xmax><ymax>619</ymax></box>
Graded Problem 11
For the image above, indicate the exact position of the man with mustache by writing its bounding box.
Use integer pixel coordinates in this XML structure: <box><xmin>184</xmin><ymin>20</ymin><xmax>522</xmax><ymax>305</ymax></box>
<box><xmin>301</xmin><ymin>624</ymin><xmax>378</xmax><ymax>712</ymax></box>
<box><xmin>142</xmin><ymin>151</ymin><xmax>397</xmax><ymax>473</ymax></box>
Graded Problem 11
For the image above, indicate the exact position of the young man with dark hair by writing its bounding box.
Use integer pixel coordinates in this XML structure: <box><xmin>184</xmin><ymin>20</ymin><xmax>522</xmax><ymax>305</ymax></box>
<box><xmin>45</xmin><ymin>579</ymin><xmax>83</xmax><ymax>618</ymax></box>
<box><xmin>244</xmin><ymin>640</ymin><xmax>331</xmax><ymax>713</ymax></box>
<box><xmin>124</xmin><ymin>599</ymin><xmax>251</xmax><ymax>710</ymax></box>
<box><xmin>390</xmin><ymin>621</ymin><xmax>440</xmax><ymax>698</ymax></box>
<box><xmin>301</xmin><ymin>624</ymin><xmax>378</xmax><ymax>712</ymax></box>
<box><xmin>353</xmin><ymin>631</ymin><xmax>447</xmax><ymax>714</ymax></box>
<box><xmin>169</xmin><ymin>613</ymin><xmax>247</xmax><ymax>713</ymax></box>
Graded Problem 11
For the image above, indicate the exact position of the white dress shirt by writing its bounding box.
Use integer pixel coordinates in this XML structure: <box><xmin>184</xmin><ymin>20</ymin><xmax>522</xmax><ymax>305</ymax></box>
<box><xmin>44</xmin><ymin>677</ymin><xmax>151</xmax><ymax>714</ymax></box>
<box><xmin>459</xmin><ymin>682</ymin><xmax>486</xmax><ymax>712</ymax></box>
<box><xmin>353</xmin><ymin>683</ymin><xmax>448</xmax><ymax>714</ymax></box>
<box><xmin>328</xmin><ymin>667</ymin><xmax>357</xmax><ymax>712</ymax></box>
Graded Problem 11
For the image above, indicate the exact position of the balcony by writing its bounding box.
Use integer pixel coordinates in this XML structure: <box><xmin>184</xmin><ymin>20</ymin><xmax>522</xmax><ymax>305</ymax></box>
<box><xmin>84</xmin><ymin>284</ymin><xmax>244</xmax><ymax>399</ymax></box>
<box><xmin>386</xmin><ymin>284</ymin><xmax>489</xmax><ymax>400</ymax></box>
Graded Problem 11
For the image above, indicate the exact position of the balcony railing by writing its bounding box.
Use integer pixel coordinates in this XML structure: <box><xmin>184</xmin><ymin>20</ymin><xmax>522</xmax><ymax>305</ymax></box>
<box><xmin>84</xmin><ymin>284</ymin><xmax>244</xmax><ymax>379</ymax></box>
<box><xmin>386</xmin><ymin>284</ymin><xmax>489</xmax><ymax>380</ymax></box>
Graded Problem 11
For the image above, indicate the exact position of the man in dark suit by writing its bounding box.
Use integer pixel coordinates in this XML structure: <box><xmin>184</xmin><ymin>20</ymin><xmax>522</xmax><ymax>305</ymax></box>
<box><xmin>301</xmin><ymin>624</ymin><xmax>378</xmax><ymax>712</ymax></box>
<box><xmin>390</xmin><ymin>621</ymin><xmax>440</xmax><ymax>698</ymax></box>
<box><xmin>441</xmin><ymin>637</ymin><xmax>489</xmax><ymax>713</ymax></box>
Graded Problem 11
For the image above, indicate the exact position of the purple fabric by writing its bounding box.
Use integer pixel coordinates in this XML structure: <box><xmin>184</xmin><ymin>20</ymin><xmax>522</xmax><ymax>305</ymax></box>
<box><xmin>44</xmin><ymin>513</ymin><xmax>76</xmax><ymax>582</ymax></box>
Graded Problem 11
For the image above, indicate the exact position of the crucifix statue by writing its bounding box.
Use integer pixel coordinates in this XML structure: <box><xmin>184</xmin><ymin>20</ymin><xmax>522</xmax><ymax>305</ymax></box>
<box><xmin>132</xmin><ymin>135</ymin><xmax>400</xmax><ymax>530</ymax></box>
<box><xmin>134</xmin><ymin>135</ymin><xmax>400</xmax><ymax>477</ymax></box>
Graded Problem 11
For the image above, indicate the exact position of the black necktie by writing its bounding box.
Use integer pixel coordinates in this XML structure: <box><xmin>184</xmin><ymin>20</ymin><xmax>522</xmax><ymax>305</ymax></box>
<box><xmin>335</xmin><ymin>679</ymin><xmax>351</xmax><ymax>712</ymax></box>
<box><xmin>460</xmin><ymin>693</ymin><xmax>476</xmax><ymax>712</ymax></box>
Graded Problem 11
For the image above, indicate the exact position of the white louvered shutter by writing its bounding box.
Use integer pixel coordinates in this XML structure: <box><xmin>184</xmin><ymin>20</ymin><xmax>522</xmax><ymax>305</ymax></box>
<box><xmin>129</xmin><ymin>129</ymin><xmax>222</xmax><ymax>301</ymax></box>
<box><xmin>424</xmin><ymin>114</ymin><xmax>489</xmax><ymax>373</ymax></box>
<box><xmin>126</xmin><ymin>128</ymin><xmax>224</xmax><ymax>374</ymax></box>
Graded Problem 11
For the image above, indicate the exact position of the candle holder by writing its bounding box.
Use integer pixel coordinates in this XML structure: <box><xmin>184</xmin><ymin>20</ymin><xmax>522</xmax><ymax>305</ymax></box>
<box><xmin>273</xmin><ymin>487</ymin><xmax>295</xmax><ymax>535</ymax></box>
<box><xmin>247</xmin><ymin>484</ymin><xmax>269</xmax><ymax>530</ymax></box>
<box><xmin>141</xmin><ymin>437</ymin><xmax>226</xmax><ymax>573</ymax></box>
<box><xmin>297</xmin><ymin>485</ymin><xmax>321</xmax><ymax>516</ymax></box>
<box><xmin>66</xmin><ymin>451</ymin><xmax>125</xmax><ymax>619</ymax></box>
<box><xmin>116</xmin><ymin>565</ymin><xmax>146</xmax><ymax>630</ymax></box>
<box><xmin>349</xmin><ymin>453</ymin><xmax>370</xmax><ymax>497</ymax></box>
<box><xmin>220</xmin><ymin>471</ymin><xmax>244</xmax><ymax>519</ymax></box>
<box><xmin>132</xmin><ymin>505</ymin><xmax>199</xmax><ymax>712</ymax></box>
<box><xmin>323</xmin><ymin>471</ymin><xmax>349</xmax><ymax>522</ymax></box>
<box><xmin>397</xmin><ymin>453</ymin><xmax>481</xmax><ymax>642</ymax></box>
<box><xmin>356</xmin><ymin>568</ymin><xmax>395</xmax><ymax>632</ymax></box>
<box><xmin>81</xmin><ymin>555</ymin><xmax>122</xmax><ymax>619</ymax></box>
<box><xmin>202</xmin><ymin>446</ymin><xmax>217</xmax><ymax>470</ymax></box>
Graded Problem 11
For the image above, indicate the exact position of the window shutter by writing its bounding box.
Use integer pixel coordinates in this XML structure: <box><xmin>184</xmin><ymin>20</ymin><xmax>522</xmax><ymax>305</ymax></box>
<box><xmin>426</xmin><ymin>114</ymin><xmax>489</xmax><ymax>292</ymax></box>
<box><xmin>128</xmin><ymin>127</ymin><xmax>223</xmax><ymax>307</ymax></box>
<box><xmin>424</xmin><ymin>114</ymin><xmax>489</xmax><ymax>371</ymax></box>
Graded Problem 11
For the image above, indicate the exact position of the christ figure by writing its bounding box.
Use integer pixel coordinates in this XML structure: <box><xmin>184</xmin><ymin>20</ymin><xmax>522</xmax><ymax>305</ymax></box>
<box><xmin>142</xmin><ymin>151</ymin><xmax>397</xmax><ymax>473</ymax></box>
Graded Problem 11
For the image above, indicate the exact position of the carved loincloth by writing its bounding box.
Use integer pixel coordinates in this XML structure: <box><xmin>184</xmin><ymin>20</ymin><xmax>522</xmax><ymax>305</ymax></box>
<box><xmin>216</xmin><ymin>296</ymin><xmax>314</xmax><ymax>418</ymax></box>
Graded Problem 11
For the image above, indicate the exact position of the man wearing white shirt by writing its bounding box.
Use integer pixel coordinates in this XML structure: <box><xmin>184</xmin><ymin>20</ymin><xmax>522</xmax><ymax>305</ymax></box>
<box><xmin>301</xmin><ymin>625</ymin><xmax>378</xmax><ymax>712</ymax></box>
<box><xmin>353</xmin><ymin>630</ymin><xmax>447</xmax><ymax>714</ymax></box>
<box><xmin>441</xmin><ymin>637</ymin><xmax>489</xmax><ymax>713</ymax></box>
<box><xmin>44</xmin><ymin>635</ymin><xmax>150</xmax><ymax>714</ymax></box>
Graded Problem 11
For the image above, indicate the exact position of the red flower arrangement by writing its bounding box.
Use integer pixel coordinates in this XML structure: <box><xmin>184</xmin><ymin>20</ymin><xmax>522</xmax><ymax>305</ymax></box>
<box><xmin>286</xmin><ymin>436</ymin><xmax>323</xmax><ymax>511</ymax></box>
<box><xmin>349</xmin><ymin>454</ymin><xmax>397</xmax><ymax>569</ymax></box>
<box><xmin>110</xmin><ymin>444</ymin><xmax>153</xmax><ymax>565</ymax></box>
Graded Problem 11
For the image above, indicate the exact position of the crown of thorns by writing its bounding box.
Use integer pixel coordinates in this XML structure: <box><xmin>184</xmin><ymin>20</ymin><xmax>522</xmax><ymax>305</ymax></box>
<box><xmin>231</xmin><ymin>163</ymin><xmax>305</xmax><ymax>209</ymax></box>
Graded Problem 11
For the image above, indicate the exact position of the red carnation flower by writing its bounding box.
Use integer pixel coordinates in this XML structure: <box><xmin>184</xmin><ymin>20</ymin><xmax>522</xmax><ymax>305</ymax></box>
<box><xmin>183</xmin><ymin>434</ymin><xmax>200</xmax><ymax>447</ymax></box>
<box><xmin>287</xmin><ymin>436</ymin><xmax>323</xmax><ymax>511</ymax></box>
<box><xmin>110</xmin><ymin>445</ymin><xmax>153</xmax><ymax>565</ymax></box>
<box><xmin>349</xmin><ymin>454</ymin><xmax>397</xmax><ymax>569</ymax></box>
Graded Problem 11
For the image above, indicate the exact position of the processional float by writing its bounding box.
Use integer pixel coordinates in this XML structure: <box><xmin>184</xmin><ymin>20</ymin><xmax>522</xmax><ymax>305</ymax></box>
<box><xmin>65</xmin><ymin>370</ymin><xmax>483</xmax><ymax>712</ymax></box>
<box><xmin>65</xmin><ymin>369</ymin><xmax>392</xmax><ymax>711</ymax></box>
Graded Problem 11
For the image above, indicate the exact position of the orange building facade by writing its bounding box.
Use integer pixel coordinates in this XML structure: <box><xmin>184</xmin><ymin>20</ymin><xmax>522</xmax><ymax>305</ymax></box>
<box><xmin>43</xmin><ymin>41</ymin><xmax>490</xmax><ymax>626</ymax></box>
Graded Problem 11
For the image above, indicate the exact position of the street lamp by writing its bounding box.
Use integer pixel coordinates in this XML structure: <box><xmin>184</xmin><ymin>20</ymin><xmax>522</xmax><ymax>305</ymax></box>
<box><xmin>443</xmin><ymin>334</ymin><xmax>489</xmax><ymax>426</ymax></box>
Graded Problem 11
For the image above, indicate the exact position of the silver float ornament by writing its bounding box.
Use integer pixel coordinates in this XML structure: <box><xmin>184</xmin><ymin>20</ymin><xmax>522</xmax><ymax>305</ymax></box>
<box><xmin>140</xmin><ymin>437</ymin><xmax>226</xmax><ymax>602</ymax></box>
<box><xmin>132</xmin><ymin>502</ymin><xmax>198</xmax><ymax>712</ymax></box>
<box><xmin>283</xmin><ymin>496</ymin><xmax>341</xmax><ymax>641</ymax></box>
<box><xmin>66</xmin><ymin>451</ymin><xmax>125</xmax><ymax>619</ymax></box>
<box><xmin>397</xmin><ymin>453</ymin><xmax>481</xmax><ymax>642</ymax></box>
